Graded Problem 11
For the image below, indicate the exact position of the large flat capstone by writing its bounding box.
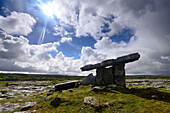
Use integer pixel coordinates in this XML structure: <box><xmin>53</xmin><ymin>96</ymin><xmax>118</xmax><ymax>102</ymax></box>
<box><xmin>55</xmin><ymin>80</ymin><xmax>81</xmax><ymax>91</ymax></box>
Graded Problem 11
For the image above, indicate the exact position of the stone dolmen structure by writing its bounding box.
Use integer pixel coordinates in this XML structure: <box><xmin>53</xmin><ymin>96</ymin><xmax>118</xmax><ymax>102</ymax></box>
<box><xmin>80</xmin><ymin>53</ymin><xmax>140</xmax><ymax>88</ymax></box>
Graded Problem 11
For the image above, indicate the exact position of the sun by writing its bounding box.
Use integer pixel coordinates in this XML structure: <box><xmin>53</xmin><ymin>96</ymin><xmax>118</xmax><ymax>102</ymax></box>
<box><xmin>41</xmin><ymin>2</ymin><xmax>55</xmax><ymax>18</ymax></box>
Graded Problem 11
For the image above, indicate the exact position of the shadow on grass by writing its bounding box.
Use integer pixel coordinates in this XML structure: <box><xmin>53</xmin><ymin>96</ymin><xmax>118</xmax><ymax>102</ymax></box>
<box><xmin>106</xmin><ymin>87</ymin><xmax>170</xmax><ymax>103</ymax></box>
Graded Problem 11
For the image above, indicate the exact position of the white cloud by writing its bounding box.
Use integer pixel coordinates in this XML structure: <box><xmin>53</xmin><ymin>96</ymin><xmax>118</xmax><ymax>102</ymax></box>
<box><xmin>161</xmin><ymin>56</ymin><xmax>170</xmax><ymax>61</ymax></box>
<box><xmin>1</xmin><ymin>0</ymin><xmax>170</xmax><ymax>75</ymax></box>
<box><xmin>60</xmin><ymin>37</ymin><xmax>72</xmax><ymax>43</ymax></box>
<box><xmin>0</xmin><ymin>11</ymin><xmax>36</xmax><ymax>35</ymax></box>
<box><xmin>0</xmin><ymin>31</ymin><xmax>83</xmax><ymax>75</ymax></box>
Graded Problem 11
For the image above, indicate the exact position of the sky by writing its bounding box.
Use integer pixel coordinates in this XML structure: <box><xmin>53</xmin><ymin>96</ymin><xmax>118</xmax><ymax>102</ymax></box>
<box><xmin>0</xmin><ymin>0</ymin><xmax>170</xmax><ymax>75</ymax></box>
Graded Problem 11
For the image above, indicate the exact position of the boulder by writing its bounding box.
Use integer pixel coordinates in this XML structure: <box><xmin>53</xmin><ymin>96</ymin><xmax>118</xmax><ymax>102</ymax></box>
<box><xmin>50</xmin><ymin>97</ymin><xmax>61</xmax><ymax>107</ymax></box>
<box><xmin>1</xmin><ymin>91</ymin><xmax>7</xmax><ymax>94</ymax></box>
<box><xmin>55</xmin><ymin>80</ymin><xmax>81</xmax><ymax>91</ymax></box>
<box><xmin>84</xmin><ymin>96</ymin><xmax>100</xmax><ymax>108</ymax></box>
<box><xmin>81</xmin><ymin>73</ymin><xmax>95</xmax><ymax>86</ymax></box>
<box><xmin>20</xmin><ymin>102</ymin><xmax>37</xmax><ymax>111</ymax></box>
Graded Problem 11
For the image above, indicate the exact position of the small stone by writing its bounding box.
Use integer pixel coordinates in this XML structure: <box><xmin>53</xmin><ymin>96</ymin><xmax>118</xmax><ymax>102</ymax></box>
<box><xmin>155</xmin><ymin>100</ymin><xmax>160</xmax><ymax>102</ymax></box>
<box><xmin>44</xmin><ymin>97</ymin><xmax>50</xmax><ymax>101</ymax></box>
<box><xmin>84</xmin><ymin>96</ymin><xmax>100</xmax><ymax>108</ymax></box>
<box><xmin>107</xmin><ymin>84</ymin><xmax>117</xmax><ymax>88</ymax></box>
<box><xmin>18</xmin><ymin>99</ymin><xmax>23</xmax><ymax>102</ymax></box>
<box><xmin>104</xmin><ymin>102</ymin><xmax>111</xmax><ymax>109</ymax></box>
<box><xmin>20</xmin><ymin>102</ymin><xmax>36</xmax><ymax>111</ymax></box>
<box><xmin>49</xmin><ymin>89</ymin><xmax>55</xmax><ymax>92</ymax></box>
<box><xmin>92</xmin><ymin>86</ymin><xmax>106</xmax><ymax>92</ymax></box>
<box><xmin>46</xmin><ymin>92</ymin><xmax>53</xmax><ymax>96</ymax></box>
<box><xmin>68</xmin><ymin>89</ymin><xmax>73</xmax><ymax>92</ymax></box>
<box><xmin>151</xmin><ymin>95</ymin><xmax>156</xmax><ymax>98</ymax></box>
<box><xmin>50</xmin><ymin>96</ymin><xmax>61</xmax><ymax>107</ymax></box>
<box><xmin>1</xmin><ymin>91</ymin><xmax>7</xmax><ymax>94</ymax></box>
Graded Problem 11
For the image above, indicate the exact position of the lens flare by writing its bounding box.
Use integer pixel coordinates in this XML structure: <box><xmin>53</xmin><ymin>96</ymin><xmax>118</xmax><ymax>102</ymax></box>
<box><xmin>38</xmin><ymin>22</ymin><xmax>47</xmax><ymax>44</ymax></box>
<box><xmin>41</xmin><ymin>2</ymin><xmax>55</xmax><ymax>18</ymax></box>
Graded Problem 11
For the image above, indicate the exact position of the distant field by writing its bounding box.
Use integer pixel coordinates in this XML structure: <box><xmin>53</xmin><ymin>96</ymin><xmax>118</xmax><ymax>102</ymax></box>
<box><xmin>126</xmin><ymin>75</ymin><xmax>170</xmax><ymax>79</ymax></box>
<box><xmin>0</xmin><ymin>73</ymin><xmax>169</xmax><ymax>81</ymax></box>
<box><xmin>0</xmin><ymin>73</ymin><xmax>84</xmax><ymax>81</ymax></box>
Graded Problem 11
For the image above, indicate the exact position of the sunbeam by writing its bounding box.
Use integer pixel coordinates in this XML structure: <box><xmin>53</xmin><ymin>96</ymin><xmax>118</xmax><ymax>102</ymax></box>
<box><xmin>38</xmin><ymin>21</ymin><xmax>47</xmax><ymax>44</ymax></box>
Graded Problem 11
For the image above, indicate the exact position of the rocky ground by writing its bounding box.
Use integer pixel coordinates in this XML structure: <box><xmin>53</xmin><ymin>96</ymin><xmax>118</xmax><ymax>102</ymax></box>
<box><xmin>0</xmin><ymin>81</ymin><xmax>54</xmax><ymax>112</ymax></box>
<box><xmin>126</xmin><ymin>79</ymin><xmax>170</xmax><ymax>90</ymax></box>
<box><xmin>0</xmin><ymin>79</ymin><xmax>169</xmax><ymax>112</ymax></box>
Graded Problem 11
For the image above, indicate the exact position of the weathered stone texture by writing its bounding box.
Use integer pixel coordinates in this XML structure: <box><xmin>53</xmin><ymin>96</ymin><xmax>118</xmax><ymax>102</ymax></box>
<box><xmin>95</xmin><ymin>67</ymin><xmax>114</xmax><ymax>86</ymax></box>
<box><xmin>113</xmin><ymin>63</ymin><xmax>125</xmax><ymax>87</ymax></box>
<box><xmin>81</xmin><ymin>73</ymin><xmax>95</xmax><ymax>86</ymax></box>
<box><xmin>80</xmin><ymin>53</ymin><xmax>140</xmax><ymax>88</ymax></box>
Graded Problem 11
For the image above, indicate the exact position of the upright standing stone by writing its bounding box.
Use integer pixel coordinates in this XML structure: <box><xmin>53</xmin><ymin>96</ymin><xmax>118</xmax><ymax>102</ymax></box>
<box><xmin>95</xmin><ymin>67</ymin><xmax>114</xmax><ymax>86</ymax></box>
<box><xmin>112</xmin><ymin>63</ymin><xmax>125</xmax><ymax>87</ymax></box>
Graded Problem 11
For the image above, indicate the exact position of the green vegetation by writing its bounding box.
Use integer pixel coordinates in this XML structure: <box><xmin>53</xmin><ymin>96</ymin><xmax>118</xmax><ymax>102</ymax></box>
<box><xmin>0</xmin><ymin>73</ymin><xmax>84</xmax><ymax>81</ymax></box>
<box><xmin>30</xmin><ymin>85</ymin><xmax>170</xmax><ymax>113</ymax></box>
<box><xmin>0</xmin><ymin>74</ymin><xmax>170</xmax><ymax>113</ymax></box>
<box><xmin>126</xmin><ymin>75</ymin><xmax>170</xmax><ymax>79</ymax></box>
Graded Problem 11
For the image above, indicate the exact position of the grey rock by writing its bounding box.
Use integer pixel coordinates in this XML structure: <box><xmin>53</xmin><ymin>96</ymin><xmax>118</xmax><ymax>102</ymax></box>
<box><xmin>68</xmin><ymin>89</ymin><xmax>73</xmax><ymax>92</ymax></box>
<box><xmin>95</xmin><ymin>67</ymin><xmax>114</xmax><ymax>86</ymax></box>
<box><xmin>46</xmin><ymin>92</ymin><xmax>53</xmax><ymax>96</ymax></box>
<box><xmin>92</xmin><ymin>86</ymin><xmax>106</xmax><ymax>91</ymax></box>
<box><xmin>9</xmin><ymin>83</ymin><xmax>19</xmax><ymax>86</ymax></box>
<box><xmin>80</xmin><ymin>53</ymin><xmax>140</xmax><ymax>71</ymax></box>
<box><xmin>49</xmin><ymin>89</ymin><xmax>55</xmax><ymax>92</ymax></box>
<box><xmin>84</xmin><ymin>96</ymin><xmax>100</xmax><ymax>108</ymax></box>
<box><xmin>81</xmin><ymin>73</ymin><xmax>95</xmax><ymax>86</ymax></box>
<box><xmin>113</xmin><ymin>63</ymin><xmax>126</xmax><ymax>88</ymax></box>
<box><xmin>107</xmin><ymin>84</ymin><xmax>117</xmax><ymax>88</ymax></box>
<box><xmin>55</xmin><ymin>80</ymin><xmax>81</xmax><ymax>91</ymax></box>
<box><xmin>0</xmin><ymin>102</ymin><xmax>36</xmax><ymax>112</ymax></box>
<box><xmin>80</xmin><ymin>53</ymin><xmax>139</xmax><ymax>87</ymax></box>
<box><xmin>20</xmin><ymin>102</ymin><xmax>36</xmax><ymax>111</ymax></box>
<box><xmin>50</xmin><ymin>97</ymin><xmax>61</xmax><ymax>107</ymax></box>
<box><xmin>44</xmin><ymin>97</ymin><xmax>50</xmax><ymax>101</ymax></box>
<box><xmin>1</xmin><ymin>91</ymin><xmax>7</xmax><ymax>94</ymax></box>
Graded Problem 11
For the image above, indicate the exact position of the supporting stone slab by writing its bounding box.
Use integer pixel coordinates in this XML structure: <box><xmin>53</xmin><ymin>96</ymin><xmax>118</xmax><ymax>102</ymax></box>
<box><xmin>112</xmin><ymin>63</ymin><xmax>126</xmax><ymax>88</ymax></box>
<box><xmin>95</xmin><ymin>67</ymin><xmax>114</xmax><ymax>86</ymax></box>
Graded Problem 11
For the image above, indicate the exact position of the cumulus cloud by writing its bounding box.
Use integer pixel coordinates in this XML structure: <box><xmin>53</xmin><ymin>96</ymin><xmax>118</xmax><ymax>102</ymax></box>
<box><xmin>60</xmin><ymin>37</ymin><xmax>72</xmax><ymax>43</ymax></box>
<box><xmin>1</xmin><ymin>0</ymin><xmax>170</xmax><ymax>75</ymax></box>
<box><xmin>0</xmin><ymin>11</ymin><xmax>36</xmax><ymax>35</ymax></box>
<box><xmin>0</xmin><ymin>31</ymin><xmax>83</xmax><ymax>75</ymax></box>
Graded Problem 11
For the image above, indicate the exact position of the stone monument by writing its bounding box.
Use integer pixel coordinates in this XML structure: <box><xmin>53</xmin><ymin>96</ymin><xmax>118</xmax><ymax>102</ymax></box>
<box><xmin>80</xmin><ymin>53</ymin><xmax>140</xmax><ymax>88</ymax></box>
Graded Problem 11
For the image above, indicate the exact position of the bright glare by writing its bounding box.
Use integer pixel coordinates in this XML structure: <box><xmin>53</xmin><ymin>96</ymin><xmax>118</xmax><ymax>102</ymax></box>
<box><xmin>41</xmin><ymin>2</ymin><xmax>55</xmax><ymax>17</ymax></box>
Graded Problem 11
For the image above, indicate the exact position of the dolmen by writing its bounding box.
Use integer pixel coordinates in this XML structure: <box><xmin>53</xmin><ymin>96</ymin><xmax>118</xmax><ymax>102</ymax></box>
<box><xmin>80</xmin><ymin>53</ymin><xmax>140</xmax><ymax>88</ymax></box>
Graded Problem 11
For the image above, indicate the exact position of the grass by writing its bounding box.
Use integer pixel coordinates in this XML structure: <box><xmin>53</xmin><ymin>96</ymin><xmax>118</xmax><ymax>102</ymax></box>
<box><xmin>28</xmin><ymin>85</ymin><xmax>170</xmax><ymax>113</ymax></box>
<box><xmin>0</xmin><ymin>74</ymin><xmax>170</xmax><ymax>113</ymax></box>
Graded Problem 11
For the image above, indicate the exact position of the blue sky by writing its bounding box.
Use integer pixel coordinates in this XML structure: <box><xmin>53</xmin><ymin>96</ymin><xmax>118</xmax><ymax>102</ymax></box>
<box><xmin>0</xmin><ymin>0</ymin><xmax>170</xmax><ymax>75</ymax></box>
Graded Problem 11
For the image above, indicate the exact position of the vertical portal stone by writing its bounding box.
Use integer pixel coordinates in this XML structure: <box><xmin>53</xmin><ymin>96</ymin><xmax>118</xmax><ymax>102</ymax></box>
<box><xmin>95</xmin><ymin>67</ymin><xmax>114</xmax><ymax>86</ymax></box>
<box><xmin>112</xmin><ymin>63</ymin><xmax>126</xmax><ymax>88</ymax></box>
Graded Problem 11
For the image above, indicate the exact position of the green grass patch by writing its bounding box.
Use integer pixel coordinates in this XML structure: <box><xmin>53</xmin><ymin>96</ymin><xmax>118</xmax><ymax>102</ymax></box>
<box><xmin>31</xmin><ymin>85</ymin><xmax>170</xmax><ymax>113</ymax></box>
